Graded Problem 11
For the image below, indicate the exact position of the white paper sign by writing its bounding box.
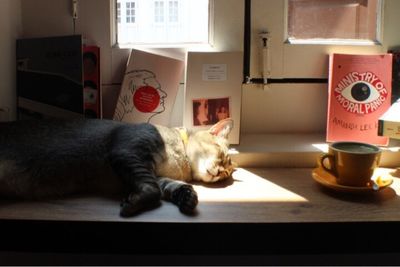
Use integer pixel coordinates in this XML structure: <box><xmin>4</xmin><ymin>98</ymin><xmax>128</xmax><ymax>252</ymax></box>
<box><xmin>113</xmin><ymin>49</ymin><xmax>184</xmax><ymax>126</ymax></box>
<box><xmin>202</xmin><ymin>64</ymin><xmax>227</xmax><ymax>81</ymax></box>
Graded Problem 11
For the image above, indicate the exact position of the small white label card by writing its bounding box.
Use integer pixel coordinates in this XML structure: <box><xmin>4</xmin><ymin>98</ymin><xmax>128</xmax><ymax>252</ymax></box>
<box><xmin>202</xmin><ymin>64</ymin><xmax>227</xmax><ymax>81</ymax></box>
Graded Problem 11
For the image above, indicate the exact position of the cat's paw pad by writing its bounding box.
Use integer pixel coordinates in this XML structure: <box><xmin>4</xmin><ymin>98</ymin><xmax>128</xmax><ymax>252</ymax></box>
<box><xmin>120</xmin><ymin>198</ymin><xmax>140</xmax><ymax>217</ymax></box>
<box><xmin>172</xmin><ymin>185</ymin><xmax>198</xmax><ymax>214</ymax></box>
<box><xmin>120</xmin><ymin>193</ymin><xmax>161</xmax><ymax>217</ymax></box>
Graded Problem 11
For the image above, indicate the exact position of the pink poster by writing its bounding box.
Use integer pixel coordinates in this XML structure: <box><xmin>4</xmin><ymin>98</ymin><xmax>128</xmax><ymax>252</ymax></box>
<box><xmin>326</xmin><ymin>53</ymin><xmax>393</xmax><ymax>146</ymax></box>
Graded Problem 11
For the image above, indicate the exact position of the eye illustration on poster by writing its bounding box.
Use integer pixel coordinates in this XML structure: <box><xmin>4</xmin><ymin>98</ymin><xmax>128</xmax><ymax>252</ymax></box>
<box><xmin>82</xmin><ymin>47</ymin><xmax>101</xmax><ymax>118</ymax></box>
<box><xmin>114</xmin><ymin>69</ymin><xmax>167</xmax><ymax>123</ymax></box>
<box><xmin>83</xmin><ymin>51</ymin><xmax>97</xmax><ymax>76</ymax></box>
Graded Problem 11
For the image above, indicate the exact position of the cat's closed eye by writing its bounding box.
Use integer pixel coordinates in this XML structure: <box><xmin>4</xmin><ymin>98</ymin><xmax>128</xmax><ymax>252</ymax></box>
<box><xmin>204</xmin><ymin>154</ymin><xmax>235</xmax><ymax>182</ymax></box>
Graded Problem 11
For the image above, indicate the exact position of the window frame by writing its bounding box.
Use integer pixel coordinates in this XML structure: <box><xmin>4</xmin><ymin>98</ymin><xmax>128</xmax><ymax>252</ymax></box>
<box><xmin>284</xmin><ymin>0</ymin><xmax>384</xmax><ymax>46</ymax></box>
<box><xmin>111</xmin><ymin>0</ymin><xmax>215</xmax><ymax>49</ymax></box>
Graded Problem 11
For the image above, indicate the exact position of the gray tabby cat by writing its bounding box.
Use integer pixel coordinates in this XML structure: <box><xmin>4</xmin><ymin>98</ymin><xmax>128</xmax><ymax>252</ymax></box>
<box><xmin>0</xmin><ymin>118</ymin><xmax>235</xmax><ymax>217</ymax></box>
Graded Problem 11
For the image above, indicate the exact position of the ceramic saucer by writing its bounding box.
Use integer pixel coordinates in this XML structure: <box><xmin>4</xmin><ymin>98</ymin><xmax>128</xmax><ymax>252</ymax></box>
<box><xmin>312</xmin><ymin>167</ymin><xmax>393</xmax><ymax>193</ymax></box>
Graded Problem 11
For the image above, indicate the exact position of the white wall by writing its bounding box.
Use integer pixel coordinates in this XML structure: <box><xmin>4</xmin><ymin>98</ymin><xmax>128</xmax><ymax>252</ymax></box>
<box><xmin>243</xmin><ymin>0</ymin><xmax>400</xmax><ymax>134</ymax></box>
<box><xmin>11</xmin><ymin>0</ymin><xmax>400</xmax><ymax>134</ymax></box>
<box><xmin>0</xmin><ymin>0</ymin><xmax>22</xmax><ymax>120</ymax></box>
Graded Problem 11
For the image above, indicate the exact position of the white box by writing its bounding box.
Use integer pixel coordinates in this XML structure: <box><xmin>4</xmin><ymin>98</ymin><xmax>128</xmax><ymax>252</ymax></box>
<box><xmin>183</xmin><ymin>51</ymin><xmax>243</xmax><ymax>144</ymax></box>
<box><xmin>378</xmin><ymin>99</ymin><xmax>400</xmax><ymax>139</ymax></box>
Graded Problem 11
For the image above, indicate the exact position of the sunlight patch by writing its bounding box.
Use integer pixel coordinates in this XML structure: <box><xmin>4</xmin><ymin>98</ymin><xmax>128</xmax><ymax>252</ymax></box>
<box><xmin>312</xmin><ymin>143</ymin><xmax>329</xmax><ymax>152</ymax></box>
<box><xmin>193</xmin><ymin>168</ymin><xmax>308</xmax><ymax>202</ymax></box>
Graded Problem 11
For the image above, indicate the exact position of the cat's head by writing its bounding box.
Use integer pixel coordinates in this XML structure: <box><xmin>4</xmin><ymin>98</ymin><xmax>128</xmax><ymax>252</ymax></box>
<box><xmin>186</xmin><ymin>118</ymin><xmax>236</xmax><ymax>183</ymax></box>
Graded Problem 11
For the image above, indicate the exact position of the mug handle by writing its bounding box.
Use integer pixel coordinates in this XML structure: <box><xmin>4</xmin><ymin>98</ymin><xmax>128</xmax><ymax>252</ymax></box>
<box><xmin>318</xmin><ymin>153</ymin><xmax>334</xmax><ymax>174</ymax></box>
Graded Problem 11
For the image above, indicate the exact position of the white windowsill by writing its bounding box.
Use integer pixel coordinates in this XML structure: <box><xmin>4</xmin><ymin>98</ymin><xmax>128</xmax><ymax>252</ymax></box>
<box><xmin>230</xmin><ymin>133</ymin><xmax>400</xmax><ymax>168</ymax></box>
<box><xmin>285</xmin><ymin>38</ymin><xmax>382</xmax><ymax>46</ymax></box>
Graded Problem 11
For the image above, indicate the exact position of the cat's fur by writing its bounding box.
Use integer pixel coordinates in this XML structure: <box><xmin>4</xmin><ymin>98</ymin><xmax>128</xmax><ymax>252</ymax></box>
<box><xmin>0</xmin><ymin>118</ymin><xmax>235</xmax><ymax>217</ymax></box>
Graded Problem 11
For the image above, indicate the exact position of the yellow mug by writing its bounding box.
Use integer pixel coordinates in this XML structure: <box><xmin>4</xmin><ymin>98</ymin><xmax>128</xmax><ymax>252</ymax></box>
<box><xmin>318</xmin><ymin>141</ymin><xmax>381</xmax><ymax>187</ymax></box>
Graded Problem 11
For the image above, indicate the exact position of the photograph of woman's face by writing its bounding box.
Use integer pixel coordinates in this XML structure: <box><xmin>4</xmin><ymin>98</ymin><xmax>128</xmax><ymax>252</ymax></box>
<box><xmin>192</xmin><ymin>97</ymin><xmax>230</xmax><ymax>126</ymax></box>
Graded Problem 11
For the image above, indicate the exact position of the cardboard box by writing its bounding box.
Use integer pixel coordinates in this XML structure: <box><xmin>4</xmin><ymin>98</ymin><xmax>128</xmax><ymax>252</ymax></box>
<box><xmin>378</xmin><ymin>99</ymin><xmax>400</xmax><ymax>139</ymax></box>
<box><xmin>16</xmin><ymin>35</ymin><xmax>85</xmax><ymax>119</ymax></box>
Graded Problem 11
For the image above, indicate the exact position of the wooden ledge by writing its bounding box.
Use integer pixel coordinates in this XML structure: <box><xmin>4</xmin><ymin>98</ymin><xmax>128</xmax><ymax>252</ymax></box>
<box><xmin>1</xmin><ymin>167</ymin><xmax>399</xmax><ymax>223</ymax></box>
<box><xmin>1</xmin><ymin>167</ymin><xmax>400</xmax><ymax>263</ymax></box>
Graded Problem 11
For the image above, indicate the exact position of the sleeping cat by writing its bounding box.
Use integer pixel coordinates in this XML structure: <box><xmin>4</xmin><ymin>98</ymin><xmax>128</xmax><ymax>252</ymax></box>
<box><xmin>0</xmin><ymin>118</ymin><xmax>235</xmax><ymax>217</ymax></box>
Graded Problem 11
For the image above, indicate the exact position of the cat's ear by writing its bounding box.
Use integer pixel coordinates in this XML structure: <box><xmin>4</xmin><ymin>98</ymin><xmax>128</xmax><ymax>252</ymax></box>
<box><xmin>209</xmin><ymin>118</ymin><xmax>233</xmax><ymax>139</ymax></box>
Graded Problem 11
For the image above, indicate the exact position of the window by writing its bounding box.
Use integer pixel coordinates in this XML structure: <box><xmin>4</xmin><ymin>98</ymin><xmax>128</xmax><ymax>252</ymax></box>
<box><xmin>169</xmin><ymin>0</ymin><xmax>179</xmax><ymax>23</ymax></box>
<box><xmin>154</xmin><ymin>1</ymin><xmax>165</xmax><ymax>23</ymax></box>
<box><xmin>126</xmin><ymin>1</ymin><xmax>136</xmax><ymax>24</ymax></box>
<box><xmin>117</xmin><ymin>2</ymin><xmax>121</xmax><ymax>23</ymax></box>
<box><xmin>115</xmin><ymin>0</ymin><xmax>211</xmax><ymax>46</ymax></box>
<box><xmin>287</xmin><ymin>0</ymin><xmax>382</xmax><ymax>45</ymax></box>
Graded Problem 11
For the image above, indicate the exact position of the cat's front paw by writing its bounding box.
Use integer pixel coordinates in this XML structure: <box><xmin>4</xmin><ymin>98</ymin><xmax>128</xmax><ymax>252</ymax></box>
<box><xmin>120</xmin><ymin>199</ymin><xmax>140</xmax><ymax>217</ymax></box>
<box><xmin>172</xmin><ymin>185</ymin><xmax>198</xmax><ymax>214</ymax></box>
<box><xmin>119</xmin><ymin>192</ymin><xmax>161</xmax><ymax>217</ymax></box>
